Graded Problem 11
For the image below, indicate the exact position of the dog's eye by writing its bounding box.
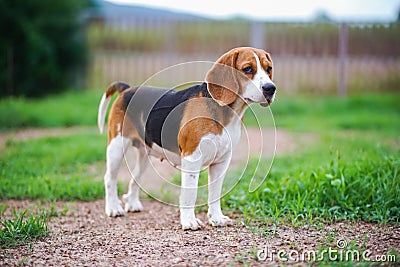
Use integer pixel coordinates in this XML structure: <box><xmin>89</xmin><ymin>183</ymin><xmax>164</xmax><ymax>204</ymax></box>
<box><xmin>266</xmin><ymin>66</ymin><xmax>272</xmax><ymax>75</ymax></box>
<box><xmin>243</xmin><ymin>66</ymin><xmax>254</xmax><ymax>74</ymax></box>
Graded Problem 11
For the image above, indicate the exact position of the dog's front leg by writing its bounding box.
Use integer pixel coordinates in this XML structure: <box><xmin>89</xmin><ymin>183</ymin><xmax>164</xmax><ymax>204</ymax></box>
<box><xmin>180</xmin><ymin>156</ymin><xmax>204</xmax><ymax>230</ymax></box>
<box><xmin>207</xmin><ymin>160</ymin><xmax>234</xmax><ymax>227</ymax></box>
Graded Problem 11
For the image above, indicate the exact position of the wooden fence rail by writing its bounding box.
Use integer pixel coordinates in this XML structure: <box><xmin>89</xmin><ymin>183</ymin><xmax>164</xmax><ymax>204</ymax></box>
<box><xmin>86</xmin><ymin>20</ymin><xmax>400</xmax><ymax>94</ymax></box>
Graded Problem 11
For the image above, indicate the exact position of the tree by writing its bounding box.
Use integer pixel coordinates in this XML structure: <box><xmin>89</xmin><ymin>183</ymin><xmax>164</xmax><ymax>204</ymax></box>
<box><xmin>0</xmin><ymin>0</ymin><xmax>93</xmax><ymax>97</ymax></box>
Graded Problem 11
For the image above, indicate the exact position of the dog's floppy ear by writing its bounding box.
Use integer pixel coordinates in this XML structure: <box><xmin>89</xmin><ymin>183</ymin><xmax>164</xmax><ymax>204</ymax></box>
<box><xmin>205</xmin><ymin>49</ymin><xmax>240</xmax><ymax>106</ymax></box>
<box><xmin>265</xmin><ymin>51</ymin><xmax>273</xmax><ymax>80</ymax></box>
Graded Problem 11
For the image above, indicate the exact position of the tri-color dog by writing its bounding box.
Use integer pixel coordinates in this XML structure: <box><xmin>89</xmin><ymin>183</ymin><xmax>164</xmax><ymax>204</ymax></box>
<box><xmin>97</xmin><ymin>47</ymin><xmax>276</xmax><ymax>230</ymax></box>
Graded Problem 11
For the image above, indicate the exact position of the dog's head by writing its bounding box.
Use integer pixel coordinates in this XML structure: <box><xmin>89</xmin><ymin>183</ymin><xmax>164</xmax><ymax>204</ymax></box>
<box><xmin>206</xmin><ymin>47</ymin><xmax>276</xmax><ymax>107</ymax></box>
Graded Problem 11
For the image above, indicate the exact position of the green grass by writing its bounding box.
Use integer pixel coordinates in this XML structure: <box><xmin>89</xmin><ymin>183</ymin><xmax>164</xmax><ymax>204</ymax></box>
<box><xmin>0</xmin><ymin>210</ymin><xmax>48</xmax><ymax>248</ymax></box>
<box><xmin>0</xmin><ymin>203</ymin><xmax>68</xmax><ymax>248</ymax></box>
<box><xmin>226</xmin><ymin>96</ymin><xmax>400</xmax><ymax>224</ymax></box>
<box><xmin>0</xmin><ymin>133</ymin><xmax>107</xmax><ymax>200</ymax></box>
<box><xmin>2</xmin><ymin>90</ymin><xmax>399</xmax><ymax>135</ymax></box>
<box><xmin>0</xmin><ymin>90</ymin><xmax>101</xmax><ymax>130</ymax></box>
<box><xmin>246</xmin><ymin>93</ymin><xmax>400</xmax><ymax>136</ymax></box>
<box><xmin>225</xmin><ymin>147</ymin><xmax>399</xmax><ymax>225</ymax></box>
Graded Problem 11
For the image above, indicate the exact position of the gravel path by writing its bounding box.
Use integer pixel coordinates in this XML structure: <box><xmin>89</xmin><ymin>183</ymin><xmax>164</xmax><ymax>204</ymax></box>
<box><xmin>1</xmin><ymin>200</ymin><xmax>399</xmax><ymax>266</ymax></box>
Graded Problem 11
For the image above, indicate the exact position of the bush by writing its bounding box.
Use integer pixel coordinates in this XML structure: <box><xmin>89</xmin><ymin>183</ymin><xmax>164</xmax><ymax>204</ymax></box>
<box><xmin>0</xmin><ymin>0</ymin><xmax>92</xmax><ymax>97</ymax></box>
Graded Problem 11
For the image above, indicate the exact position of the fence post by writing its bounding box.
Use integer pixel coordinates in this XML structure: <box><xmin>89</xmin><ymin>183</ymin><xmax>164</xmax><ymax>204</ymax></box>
<box><xmin>337</xmin><ymin>23</ymin><xmax>348</xmax><ymax>96</ymax></box>
<box><xmin>250</xmin><ymin>21</ymin><xmax>265</xmax><ymax>49</ymax></box>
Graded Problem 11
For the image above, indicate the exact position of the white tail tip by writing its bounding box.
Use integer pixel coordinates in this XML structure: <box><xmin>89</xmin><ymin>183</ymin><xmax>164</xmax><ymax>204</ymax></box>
<box><xmin>98</xmin><ymin>93</ymin><xmax>111</xmax><ymax>134</ymax></box>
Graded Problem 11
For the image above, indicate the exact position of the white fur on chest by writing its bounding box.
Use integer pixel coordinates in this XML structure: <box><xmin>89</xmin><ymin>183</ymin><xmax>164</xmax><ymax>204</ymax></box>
<box><xmin>196</xmin><ymin>115</ymin><xmax>242</xmax><ymax>166</ymax></box>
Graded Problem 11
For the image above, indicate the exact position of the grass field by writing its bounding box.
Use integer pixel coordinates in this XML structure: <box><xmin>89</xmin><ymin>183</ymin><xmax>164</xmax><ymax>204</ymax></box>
<box><xmin>0</xmin><ymin>91</ymin><xmax>399</xmax><ymax>240</ymax></box>
<box><xmin>0</xmin><ymin>91</ymin><xmax>100</xmax><ymax>130</ymax></box>
<box><xmin>225</xmin><ymin>139</ymin><xmax>399</xmax><ymax>225</ymax></box>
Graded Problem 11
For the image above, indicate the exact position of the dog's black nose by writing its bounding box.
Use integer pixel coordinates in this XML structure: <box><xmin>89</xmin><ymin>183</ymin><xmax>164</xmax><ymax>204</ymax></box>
<box><xmin>262</xmin><ymin>83</ymin><xmax>276</xmax><ymax>95</ymax></box>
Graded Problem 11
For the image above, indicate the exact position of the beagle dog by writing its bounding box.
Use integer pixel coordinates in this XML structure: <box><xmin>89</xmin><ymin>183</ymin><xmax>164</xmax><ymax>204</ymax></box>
<box><xmin>97</xmin><ymin>47</ymin><xmax>276</xmax><ymax>230</ymax></box>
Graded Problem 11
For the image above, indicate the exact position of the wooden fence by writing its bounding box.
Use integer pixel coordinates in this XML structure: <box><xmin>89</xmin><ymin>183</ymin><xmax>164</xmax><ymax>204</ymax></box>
<box><xmin>86</xmin><ymin>20</ymin><xmax>400</xmax><ymax>94</ymax></box>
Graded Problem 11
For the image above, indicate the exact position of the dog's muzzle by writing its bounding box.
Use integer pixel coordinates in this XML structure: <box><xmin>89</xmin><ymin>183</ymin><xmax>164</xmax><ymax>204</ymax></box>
<box><xmin>260</xmin><ymin>83</ymin><xmax>276</xmax><ymax>107</ymax></box>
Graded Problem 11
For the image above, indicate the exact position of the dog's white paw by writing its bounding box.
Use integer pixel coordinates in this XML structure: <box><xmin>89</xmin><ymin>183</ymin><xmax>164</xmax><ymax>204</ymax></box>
<box><xmin>181</xmin><ymin>216</ymin><xmax>204</xmax><ymax>230</ymax></box>
<box><xmin>123</xmin><ymin>194</ymin><xmax>143</xmax><ymax>212</ymax></box>
<box><xmin>208</xmin><ymin>214</ymin><xmax>234</xmax><ymax>227</ymax></box>
<box><xmin>105</xmin><ymin>198</ymin><xmax>125</xmax><ymax>217</ymax></box>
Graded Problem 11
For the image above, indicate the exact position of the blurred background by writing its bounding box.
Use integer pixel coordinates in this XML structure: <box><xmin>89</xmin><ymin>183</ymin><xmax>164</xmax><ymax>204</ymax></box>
<box><xmin>1</xmin><ymin>0</ymin><xmax>399</xmax><ymax>97</ymax></box>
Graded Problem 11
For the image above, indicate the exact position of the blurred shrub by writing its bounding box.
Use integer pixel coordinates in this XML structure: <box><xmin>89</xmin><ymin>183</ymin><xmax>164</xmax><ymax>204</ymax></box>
<box><xmin>0</xmin><ymin>0</ymin><xmax>93</xmax><ymax>97</ymax></box>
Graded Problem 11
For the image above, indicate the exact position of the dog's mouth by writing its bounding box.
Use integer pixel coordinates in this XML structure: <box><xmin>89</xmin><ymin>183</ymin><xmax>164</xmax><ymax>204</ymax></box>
<box><xmin>245</xmin><ymin>94</ymin><xmax>275</xmax><ymax>107</ymax></box>
<box><xmin>260</xmin><ymin>100</ymin><xmax>271</xmax><ymax>107</ymax></box>
<box><xmin>260</xmin><ymin>95</ymin><xmax>275</xmax><ymax>107</ymax></box>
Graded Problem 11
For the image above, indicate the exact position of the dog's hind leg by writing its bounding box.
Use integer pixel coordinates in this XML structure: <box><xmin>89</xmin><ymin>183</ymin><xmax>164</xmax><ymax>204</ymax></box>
<box><xmin>123</xmin><ymin>145</ymin><xmax>148</xmax><ymax>212</ymax></box>
<box><xmin>104</xmin><ymin>135</ymin><xmax>131</xmax><ymax>217</ymax></box>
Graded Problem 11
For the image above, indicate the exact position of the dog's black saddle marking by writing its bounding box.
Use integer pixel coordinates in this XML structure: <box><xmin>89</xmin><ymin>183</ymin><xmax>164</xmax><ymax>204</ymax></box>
<box><xmin>123</xmin><ymin>82</ymin><xmax>211</xmax><ymax>153</ymax></box>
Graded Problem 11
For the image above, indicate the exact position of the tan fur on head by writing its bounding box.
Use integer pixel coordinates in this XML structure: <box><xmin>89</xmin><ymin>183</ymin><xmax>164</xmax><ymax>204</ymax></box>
<box><xmin>205</xmin><ymin>49</ymin><xmax>240</xmax><ymax>106</ymax></box>
<box><xmin>264</xmin><ymin>52</ymin><xmax>273</xmax><ymax>80</ymax></box>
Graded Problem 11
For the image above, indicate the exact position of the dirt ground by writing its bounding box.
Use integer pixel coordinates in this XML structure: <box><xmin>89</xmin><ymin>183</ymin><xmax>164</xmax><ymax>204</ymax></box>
<box><xmin>1</xmin><ymin>200</ymin><xmax>399</xmax><ymax>266</ymax></box>
<box><xmin>0</xmin><ymin>127</ymin><xmax>399</xmax><ymax>266</ymax></box>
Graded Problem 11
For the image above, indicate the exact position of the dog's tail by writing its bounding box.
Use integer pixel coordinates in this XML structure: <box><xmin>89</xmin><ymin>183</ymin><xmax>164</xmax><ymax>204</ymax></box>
<box><xmin>98</xmin><ymin>81</ymin><xmax>131</xmax><ymax>134</ymax></box>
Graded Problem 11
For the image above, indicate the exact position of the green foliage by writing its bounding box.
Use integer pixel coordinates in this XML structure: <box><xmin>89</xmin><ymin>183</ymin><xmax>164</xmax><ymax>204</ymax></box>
<box><xmin>0</xmin><ymin>134</ymin><xmax>106</xmax><ymax>200</ymax></box>
<box><xmin>0</xmin><ymin>210</ymin><xmax>48</xmax><ymax>248</ymax></box>
<box><xmin>0</xmin><ymin>0</ymin><xmax>92</xmax><ymax>97</ymax></box>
